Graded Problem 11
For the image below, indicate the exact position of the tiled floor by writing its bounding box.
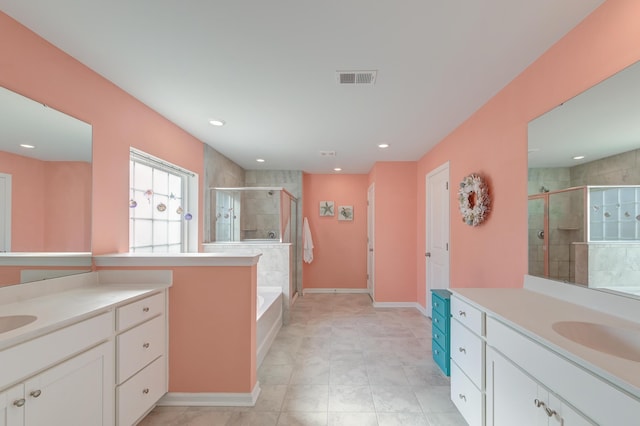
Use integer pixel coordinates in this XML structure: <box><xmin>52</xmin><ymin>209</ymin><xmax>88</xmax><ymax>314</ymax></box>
<box><xmin>139</xmin><ymin>293</ymin><xmax>467</xmax><ymax>425</ymax></box>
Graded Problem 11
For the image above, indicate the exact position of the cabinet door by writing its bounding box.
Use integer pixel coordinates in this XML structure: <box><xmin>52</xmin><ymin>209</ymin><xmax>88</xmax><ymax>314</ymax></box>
<box><xmin>0</xmin><ymin>385</ymin><xmax>24</xmax><ymax>426</ymax></box>
<box><xmin>546</xmin><ymin>393</ymin><xmax>596</xmax><ymax>426</ymax></box>
<box><xmin>486</xmin><ymin>348</ymin><xmax>539</xmax><ymax>426</ymax></box>
<box><xmin>23</xmin><ymin>342</ymin><xmax>113</xmax><ymax>426</ymax></box>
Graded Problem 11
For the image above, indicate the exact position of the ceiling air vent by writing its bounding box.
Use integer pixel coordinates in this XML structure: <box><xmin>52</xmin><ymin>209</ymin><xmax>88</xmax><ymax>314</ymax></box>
<box><xmin>336</xmin><ymin>70</ymin><xmax>377</xmax><ymax>85</ymax></box>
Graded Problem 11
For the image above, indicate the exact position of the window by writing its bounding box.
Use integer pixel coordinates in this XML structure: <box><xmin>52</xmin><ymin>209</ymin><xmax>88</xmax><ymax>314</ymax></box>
<box><xmin>129</xmin><ymin>149</ymin><xmax>195</xmax><ymax>253</ymax></box>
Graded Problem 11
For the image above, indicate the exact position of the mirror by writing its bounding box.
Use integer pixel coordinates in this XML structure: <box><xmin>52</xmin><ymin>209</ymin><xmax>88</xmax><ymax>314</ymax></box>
<box><xmin>528</xmin><ymin>60</ymin><xmax>640</xmax><ymax>299</ymax></box>
<box><xmin>0</xmin><ymin>86</ymin><xmax>92</xmax><ymax>286</ymax></box>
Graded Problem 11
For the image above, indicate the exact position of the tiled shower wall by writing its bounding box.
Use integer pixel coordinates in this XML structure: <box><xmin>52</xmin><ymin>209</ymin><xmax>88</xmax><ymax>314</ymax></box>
<box><xmin>203</xmin><ymin>145</ymin><xmax>245</xmax><ymax>243</ymax></box>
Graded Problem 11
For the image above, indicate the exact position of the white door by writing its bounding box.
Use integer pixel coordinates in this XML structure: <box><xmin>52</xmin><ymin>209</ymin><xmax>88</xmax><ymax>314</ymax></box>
<box><xmin>0</xmin><ymin>173</ymin><xmax>11</xmax><ymax>253</ymax></box>
<box><xmin>426</xmin><ymin>162</ymin><xmax>450</xmax><ymax>317</ymax></box>
<box><xmin>367</xmin><ymin>184</ymin><xmax>375</xmax><ymax>300</ymax></box>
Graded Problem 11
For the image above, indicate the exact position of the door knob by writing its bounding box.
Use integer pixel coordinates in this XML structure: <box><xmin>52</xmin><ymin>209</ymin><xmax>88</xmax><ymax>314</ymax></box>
<box><xmin>425</xmin><ymin>252</ymin><xmax>431</xmax><ymax>257</ymax></box>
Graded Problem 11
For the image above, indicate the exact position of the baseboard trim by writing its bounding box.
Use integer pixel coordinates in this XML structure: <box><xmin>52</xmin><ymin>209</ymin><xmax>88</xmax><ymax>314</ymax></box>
<box><xmin>373</xmin><ymin>301</ymin><xmax>428</xmax><ymax>316</ymax></box>
<box><xmin>158</xmin><ymin>382</ymin><xmax>261</xmax><ymax>407</ymax></box>
<box><xmin>302</xmin><ymin>288</ymin><xmax>370</xmax><ymax>295</ymax></box>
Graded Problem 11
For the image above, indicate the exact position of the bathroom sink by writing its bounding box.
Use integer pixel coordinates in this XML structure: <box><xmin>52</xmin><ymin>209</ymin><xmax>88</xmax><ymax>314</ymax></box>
<box><xmin>552</xmin><ymin>321</ymin><xmax>640</xmax><ymax>362</ymax></box>
<box><xmin>0</xmin><ymin>315</ymin><xmax>37</xmax><ymax>334</ymax></box>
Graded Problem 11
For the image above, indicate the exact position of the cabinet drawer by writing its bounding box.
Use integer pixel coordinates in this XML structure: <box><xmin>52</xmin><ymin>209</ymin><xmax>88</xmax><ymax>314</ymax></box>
<box><xmin>432</xmin><ymin>310</ymin><xmax>448</xmax><ymax>334</ymax></box>
<box><xmin>432</xmin><ymin>340</ymin><xmax>450</xmax><ymax>376</ymax></box>
<box><xmin>117</xmin><ymin>356</ymin><xmax>166</xmax><ymax>426</ymax></box>
<box><xmin>117</xmin><ymin>315</ymin><xmax>165</xmax><ymax>384</ymax></box>
<box><xmin>117</xmin><ymin>292</ymin><xmax>164</xmax><ymax>331</ymax></box>
<box><xmin>451</xmin><ymin>362</ymin><xmax>483</xmax><ymax>426</ymax></box>
<box><xmin>432</xmin><ymin>325</ymin><xmax>449</xmax><ymax>350</ymax></box>
<box><xmin>431</xmin><ymin>290</ymin><xmax>450</xmax><ymax>318</ymax></box>
<box><xmin>451</xmin><ymin>296</ymin><xmax>483</xmax><ymax>336</ymax></box>
<box><xmin>451</xmin><ymin>318</ymin><xmax>484</xmax><ymax>388</ymax></box>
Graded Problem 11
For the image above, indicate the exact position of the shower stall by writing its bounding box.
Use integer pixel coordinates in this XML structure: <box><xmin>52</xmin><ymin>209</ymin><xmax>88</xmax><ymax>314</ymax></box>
<box><xmin>528</xmin><ymin>185</ymin><xmax>640</xmax><ymax>286</ymax></box>
<box><xmin>210</xmin><ymin>187</ymin><xmax>298</xmax><ymax>243</ymax></box>
<box><xmin>203</xmin><ymin>187</ymin><xmax>300</xmax><ymax>320</ymax></box>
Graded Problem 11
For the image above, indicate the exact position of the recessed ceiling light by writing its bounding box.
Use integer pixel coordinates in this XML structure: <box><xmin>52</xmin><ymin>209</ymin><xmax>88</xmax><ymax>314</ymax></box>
<box><xmin>333</xmin><ymin>167</ymin><xmax>342</xmax><ymax>172</ymax></box>
<box><xmin>573</xmin><ymin>155</ymin><xmax>585</xmax><ymax>160</ymax></box>
<box><xmin>20</xmin><ymin>144</ymin><xmax>35</xmax><ymax>149</ymax></box>
<box><xmin>378</xmin><ymin>143</ymin><xmax>390</xmax><ymax>149</ymax></box>
<box><xmin>209</xmin><ymin>119</ymin><xmax>225</xmax><ymax>127</ymax></box>
<box><xmin>256</xmin><ymin>158</ymin><xmax>265</xmax><ymax>163</ymax></box>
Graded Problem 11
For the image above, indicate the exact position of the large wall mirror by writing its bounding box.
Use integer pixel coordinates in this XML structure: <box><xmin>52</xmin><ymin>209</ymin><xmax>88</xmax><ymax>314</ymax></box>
<box><xmin>528</xmin><ymin>60</ymin><xmax>640</xmax><ymax>299</ymax></box>
<box><xmin>0</xmin><ymin>86</ymin><xmax>92</xmax><ymax>286</ymax></box>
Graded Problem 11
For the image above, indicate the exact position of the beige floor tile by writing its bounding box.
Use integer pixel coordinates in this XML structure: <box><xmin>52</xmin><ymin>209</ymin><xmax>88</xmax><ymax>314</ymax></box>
<box><xmin>141</xmin><ymin>294</ymin><xmax>465</xmax><ymax>426</ymax></box>
<box><xmin>277</xmin><ymin>412</ymin><xmax>328</xmax><ymax>426</ymax></box>
<box><xmin>328</xmin><ymin>385</ymin><xmax>375</xmax><ymax>412</ymax></box>
<box><xmin>282</xmin><ymin>385</ymin><xmax>329</xmax><ymax>412</ymax></box>
<box><xmin>328</xmin><ymin>412</ymin><xmax>379</xmax><ymax>426</ymax></box>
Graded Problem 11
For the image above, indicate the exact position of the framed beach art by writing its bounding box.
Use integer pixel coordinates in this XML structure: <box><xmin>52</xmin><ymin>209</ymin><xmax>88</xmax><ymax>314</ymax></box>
<box><xmin>320</xmin><ymin>201</ymin><xmax>334</xmax><ymax>216</ymax></box>
<box><xmin>338</xmin><ymin>205</ymin><xmax>353</xmax><ymax>221</ymax></box>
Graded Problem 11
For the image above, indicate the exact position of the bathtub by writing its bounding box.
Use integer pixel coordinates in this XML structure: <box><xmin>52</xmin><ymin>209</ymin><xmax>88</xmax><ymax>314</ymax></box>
<box><xmin>257</xmin><ymin>288</ymin><xmax>283</xmax><ymax>368</ymax></box>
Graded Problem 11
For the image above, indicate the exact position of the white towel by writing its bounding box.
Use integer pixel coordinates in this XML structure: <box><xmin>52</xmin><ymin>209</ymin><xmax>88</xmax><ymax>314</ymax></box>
<box><xmin>303</xmin><ymin>217</ymin><xmax>314</xmax><ymax>264</ymax></box>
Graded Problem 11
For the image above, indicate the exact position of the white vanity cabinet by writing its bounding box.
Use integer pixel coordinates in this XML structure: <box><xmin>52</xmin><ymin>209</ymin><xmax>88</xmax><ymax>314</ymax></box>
<box><xmin>0</xmin><ymin>313</ymin><xmax>115</xmax><ymax>426</ymax></box>
<box><xmin>115</xmin><ymin>292</ymin><xmax>167</xmax><ymax>426</ymax></box>
<box><xmin>486</xmin><ymin>346</ymin><xmax>594</xmax><ymax>426</ymax></box>
<box><xmin>450</xmin><ymin>296</ymin><xmax>485</xmax><ymax>426</ymax></box>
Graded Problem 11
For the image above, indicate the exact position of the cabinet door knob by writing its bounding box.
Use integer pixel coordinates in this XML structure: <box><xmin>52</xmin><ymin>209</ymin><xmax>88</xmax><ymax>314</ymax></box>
<box><xmin>142</xmin><ymin>388</ymin><xmax>150</xmax><ymax>395</ymax></box>
<box><xmin>13</xmin><ymin>398</ymin><xmax>26</xmax><ymax>407</ymax></box>
<box><xmin>458</xmin><ymin>394</ymin><xmax>466</xmax><ymax>402</ymax></box>
<box><xmin>545</xmin><ymin>407</ymin><xmax>557</xmax><ymax>417</ymax></box>
<box><xmin>30</xmin><ymin>390</ymin><xmax>42</xmax><ymax>398</ymax></box>
<box><xmin>143</xmin><ymin>342</ymin><xmax>150</xmax><ymax>349</ymax></box>
<box><xmin>458</xmin><ymin>347</ymin><xmax>466</xmax><ymax>354</ymax></box>
<box><xmin>458</xmin><ymin>310</ymin><xmax>466</xmax><ymax>317</ymax></box>
<box><xmin>143</xmin><ymin>307</ymin><xmax>150</xmax><ymax>313</ymax></box>
<box><xmin>534</xmin><ymin>398</ymin><xmax>544</xmax><ymax>408</ymax></box>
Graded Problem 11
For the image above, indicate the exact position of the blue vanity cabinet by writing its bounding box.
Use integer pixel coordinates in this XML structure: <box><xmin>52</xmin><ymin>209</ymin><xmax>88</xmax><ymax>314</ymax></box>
<box><xmin>431</xmin><ymin>289</ymin><xmax>451</xmax><ymax>376</ymax></box>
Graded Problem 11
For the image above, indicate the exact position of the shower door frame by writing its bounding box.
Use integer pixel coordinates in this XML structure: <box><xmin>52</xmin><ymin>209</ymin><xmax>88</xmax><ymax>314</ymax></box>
<box><xmin>528</xmin><ymin>186</ymin><xmax>587</xmax><ymax>280</ymax></box>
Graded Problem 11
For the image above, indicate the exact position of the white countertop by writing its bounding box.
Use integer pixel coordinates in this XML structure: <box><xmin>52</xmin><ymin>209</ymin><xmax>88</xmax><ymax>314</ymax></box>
<box><xmin>0</xmin><ymin>279</ymin><xmax>169</xmax><ymax>351</ymax></box>
<box><xmin>452</xmin><ymin>288</ymin><xmax>640</xmax><ymax>397</ymax></box>
<box><xmin>93</xmin><ymin>252</ymin><xmax>261</xmax><ymax>267</ymax></box>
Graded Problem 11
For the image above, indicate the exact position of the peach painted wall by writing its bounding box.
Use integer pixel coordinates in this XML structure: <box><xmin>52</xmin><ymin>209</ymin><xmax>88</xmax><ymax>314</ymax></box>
<box><xmin>302</xmin><ymin>173</ymin><xmax>368</xmax><ymax>289</ymax></box>
<box><xmin>415</xmin><ymin>0</ymin><xmax>640</xmax><ymax>308</ymax></box>
<box><xmin>0</xmin><ymin>151</ymin><xmax>45</xmax><ymax>251</ymax></box>
<box><xmin>0</xmin><ymin>151</ymin><xmax>90</xmax><ymax>251</ymax></box>
<box><xmin>96</xmin><ymin>264</ymin><xmax>258</xmax><ymax>393</ymax></box>
<box><xmin>44</xmin><ymin>161</ymin><xmax>92</xmax><ymax>251</ymax></box>
<box><xmin>0</xmin><ymin>12</ymin><xmax>204</xmax><ymax>255</ymax></box>
<box><xmin>368</xmin><ymin>162</ymin><xmax>417</xmax><ymax>302</ymax></box>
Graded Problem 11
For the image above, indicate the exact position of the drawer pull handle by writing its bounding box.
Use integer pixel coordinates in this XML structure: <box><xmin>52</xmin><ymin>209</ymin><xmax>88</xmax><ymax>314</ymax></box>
<box><xmin>434</xmin><ymin>302</ymin><xmax>438</xmax><ymax>307</ymax></box>
<box><xmin>434</xmin><ymin>349</ymin><xmax>439</xmax><ymax>355</ymax></box>
<box><xmin>30</xmin><ymin>390</ymin><xmax>42</xmax><ymax>398</ymax></box>
<box><xmin>434</xmin><ymin>333</ymin><xmax>439</xmax><ymax>339</ymax></box>
<box><xmin>143</xmin><ymin>307</ymin><xmax>150</xmax><ymax>313</ymax></box>
<box><xmin>458</xmin><ymin>310</ymin><xmax>466</xmax><ymax>317</ymax></box>
<box><xmin>534</xmin><ymin>399</ymin><xmax>557</xmax><ymax>417</ymax></box>
<box><xmin>434</xmin><ymin>318</ymin><xmax>439</xmax><ymax>323</ymax></box>
<box><xmin>13</xmin><ymin>398</ymin><xmax>26</xmax><ymax>407</ymax></box>
<box><xmin>142</xmin><ymin>388</ymin><xmax>150</xmax><ymax>395</ymax></box>
<box><xmin>143</xmin><ymin>342</ymin><xmax>150</xmax><ymax>349</ymax></box>
<box><xmin>458</xmin><ymin>394</ymin><xmax>466</xmax><ymax>402</ymax></box>
<box><xmin>458</xmin><ymin>347</ymin><xmax>466</xmax><ymax>354</ymax></box>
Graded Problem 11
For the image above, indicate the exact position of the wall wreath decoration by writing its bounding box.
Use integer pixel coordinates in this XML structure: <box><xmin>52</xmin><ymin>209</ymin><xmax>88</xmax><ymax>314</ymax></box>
<box><xmin>458</xmin><ymin>173</ymin><xmax>490</xmax><ymax>226</ymax></box>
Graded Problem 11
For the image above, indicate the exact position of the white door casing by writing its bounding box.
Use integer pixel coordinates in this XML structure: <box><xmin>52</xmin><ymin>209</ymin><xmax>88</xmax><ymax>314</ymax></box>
<box><xmin>426</xmin><ymin>162</ymin><xmax>450</xmax><ymax>317</ymax></box>
<box><xmin>0</xmin><ymin>173</ymin><xmax>11</xmax><ymax>253</ymax></box>
<box><xmin>367</xmin><ymin>183</ymin><xmax>375</xmax><ymax>300</ymax></box>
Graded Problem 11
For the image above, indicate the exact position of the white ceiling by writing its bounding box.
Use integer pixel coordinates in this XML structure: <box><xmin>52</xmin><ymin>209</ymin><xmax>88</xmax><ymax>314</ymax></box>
<box><xmin>528</xmin><ymin>59</ymin><xmax>640</xmax><ymax>168</ymax></box>
<box><xmin>0</xmin><ymin>86</ymin><xmax>92</xmax><ymax>162</ymax></box>
<box><xmin>0</xmin><ymin>1</ymin><xmax>605</xmax><ymax>173</ymax></box>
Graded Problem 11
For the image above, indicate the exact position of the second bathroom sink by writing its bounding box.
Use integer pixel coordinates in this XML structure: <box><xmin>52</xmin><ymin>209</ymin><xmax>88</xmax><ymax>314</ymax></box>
<box><xmin>552</xmin><ymin>320</ymin><xmax>640</xmax><ymax>362</ymax></box>
<box><xmin>0</xmin><ymin>315</ymin><xmax>37</xmax><ymax>334</ymax></box>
